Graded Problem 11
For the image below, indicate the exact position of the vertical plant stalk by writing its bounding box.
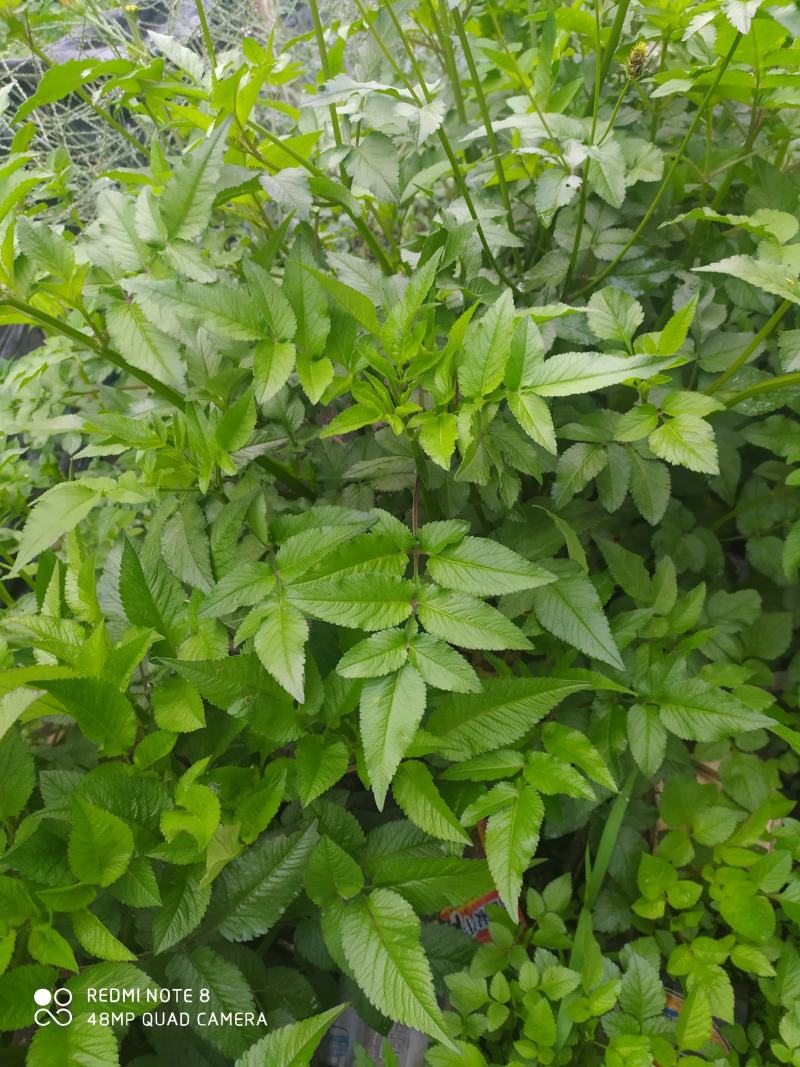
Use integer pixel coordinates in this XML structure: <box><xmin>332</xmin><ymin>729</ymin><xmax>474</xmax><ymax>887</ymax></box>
<box><xmin>484</xmin><ymin>0</ymin><xmax>568</xmax><ymax>171</ymax></box>
<box><xmin>428</xmin><ymin>0</ymin><xmax>467</xmax><ymax>123</ymax></box>
<box><xmin>707</xmin><ymin>299</ymin><xmax>791</xmax><ymax>394</ymax></box>
<box><xmin>572</xmin><ymin>32</ymin><xmax>743</xmax><ymax>298</ymax></box>
<box><xmin>562</xmin><ymin>0</ymin><xmax>604</xmax><ymax>296</ymax></box>
<box><xmin>451</xmin><ymin>8</ymin><xmax>521</xmax><ymax>268</ymax></box>
<box><xmin>596</xmin><ymin>0</ymin><xmax>634</xmax><ymax>91</ymax></box>
<box><xmin>308</xmin><ymin>0</ymin><xmax>349</xmax><ymax>181</ymax></box>
<box><xmin>193</xmin><ymin>0</ymin><xmax>218</xmax><ymax>89</ymax></box>
<box><xmin>363</xmin><ymin>0</ymin><xmax>519</xmax><ymax>291</ymax></box>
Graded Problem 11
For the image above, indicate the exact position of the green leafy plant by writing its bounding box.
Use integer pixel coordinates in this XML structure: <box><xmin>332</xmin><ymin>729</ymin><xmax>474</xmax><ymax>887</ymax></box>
<box><xmin>0</xmin><ymin>0</ymin><xmax>799</xmax><ymax>1063</ymax></box>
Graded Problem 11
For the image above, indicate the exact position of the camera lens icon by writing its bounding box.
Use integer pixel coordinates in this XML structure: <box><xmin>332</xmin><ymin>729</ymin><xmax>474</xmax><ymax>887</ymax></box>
<box><xmin>34</xmin><ymin>987</ymin><xmax>73</xmax><ymax>1027</ymax></box>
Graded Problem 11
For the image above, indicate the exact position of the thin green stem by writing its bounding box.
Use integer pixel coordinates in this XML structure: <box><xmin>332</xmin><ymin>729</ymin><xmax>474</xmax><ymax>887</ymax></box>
<box><xmin>597</xmin><ymin>77</ymin><xmax>630</xmax><ymax>146</ymax></box>
<box><xmin>707</xmin><ymin>300</ymin><xmax>791</xmax><ymax>395</ymax></box>
<box><xmin>246</xmin><ymin>121</ymin><xmax>394</xmax><ymax>273</ymax></box>
<box><xmin>555</xmin><ymin>769</ymin><xmax>637</xmax><ymax>1051</ymax></box>
<box><xmin>485</xmin><ymin>0</ymin><xmax>568</xmax><ymax>170</ymax></box>
<box><xmin>562</xmin><ymin>0</ymin><xmax>603</xmax><ymax>296</ymax></box>
<box><xmin>429</xmin><ymin>0</ymin><xmax>467</xmax><ymax>123</ymax></box>
<box><xmin>362</xmin><ymin>0</ymin><xmax>517</xmax><ymax>289</ymax></box>
<box><xmin>308</xmin><ymin>0</ymin><xmax>349</xmax><ymax>181</ymax></box>
<box><xmin>22</xmin><ymin>23</ymin><xmax>146</xmax><ymax>156</ymax></box>
<box><xmin>573</xmin><ymin>32</ymin><xmax>743</xmax><ymax>298</ymax></box>
<box><xmin>194</xmin><ymin>0</ymin><xmax>217</xmax><ymax>87</ymax></box>
<box><xmin>451</xmin><ymin>8</ymin><xmax>520</xmax><ymax>263</ymax></box>
<box><xmin>597</xmin><ymin>0</ymin><xmax>634</xmax><ymax>90</ymax></box>
<box><xmin>0</xmin><ymin>293</ymin><xmax>186</xmax><ymax>409</ymax></box>
<box><xmin>724</xmin><ymin>370</ymin><xmax>800</xmax><ymax>408</ymax></box>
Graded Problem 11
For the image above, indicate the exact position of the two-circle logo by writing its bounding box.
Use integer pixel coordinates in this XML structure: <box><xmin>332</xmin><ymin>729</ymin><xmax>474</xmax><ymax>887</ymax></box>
<box><xmin>33</xmin><ymin>987</ymin><xmax>73</xmax><ymax>1027</ymax></box>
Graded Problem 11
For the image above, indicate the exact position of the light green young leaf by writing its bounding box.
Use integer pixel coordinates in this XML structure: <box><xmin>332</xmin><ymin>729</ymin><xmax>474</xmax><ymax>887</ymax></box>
<box><xmin>458</xmin><ymin>289</ymin><xmax>516</xmax><ymax>399</ymax></box>
<box><xmin>341</xmin><ymin>888</ymin><xmax>452</xmax><ymax>1044</ymax></box>
<box><xmin>427</xmin><ymin>536</ymin><xmax>554</xmax><ymax>596</ymax></box>
<box><xmin>360</xmin><ymin>665</ymin><xmax>426</xmax><ymax>809</ymax></box>
<box><xmin>552</xmin><ymin>443</ymin><xmax>608</xmax><ymax>506</ymax></box>
<box><xmin>39</xmin><ymin>677</ymin><xmax>137</xmax><ymax>755</ymax></box>
<box><xmin>105</xmin><ymin>291</ymin><xmax>187</xmax><ymax>384</ymax></box>
<box><xmin>0</xmin><ymin>728</ymin><xmax>34</xmax><ymax>818</ymax></box>
<box><xmin>200</xmin><ymin>563</ymin><xmax>276</xmax><ymax>618</ymax></box>
<box><xmin>11</xmin><ymin>482</ymin><xmax>104</xmax><ymax>577</ymax></box>
<box><xmin>392</xmin><ymin>760</ymin><xmax>470</xmax><ymax>844</ymax></box>
<box><xmin>72</xmin><ymin>910</ymin><xmax>136</xmax><ymax>962</ymax></box>
<box><xmin>381</xmin><ymin>252</ymin><xmax>441</xmax><ymax>359</ymax></box>
<box><xmin>427</xmin><ymin>676</ymin><xmax>600</xmax><ymax>760</ymax></box>
<box><xmin>676</xmin><ymin>986</ymin><xmax>712</xmax><ymax>1051</ymax></box>
<box><xmin>542</xmin><ymin>722</ymin><xmax>617</xmax><ymax>791</ymax></box>
<box><xmin>587</xmin><ymin>143</ymin><xmax>626</xmax><ymax>210</ymax></box>
<box><xmin>485</xmin><ymin>783</ymin><xmax>544</xmax><ymax>914</ymax></box>
<box><xmin>27</xmin><ymin>1017</ymin><xmax>119</xmax><ymax>1067</ymax></box>
<box><xmin>416</xmin><ymin>587</ymin><xmax>531</xmax><ymax>651</ymax></box>
<box><xmin>161</xmin><ymin>501</ymin><xmax>213</xmax><ymax>592</ymax></box>
<box><xmin>208</xmin><ymin>825</ymin><xmax>319</xmax><ymax>941</ymax></box>
<box><xmin>531</xmin><ymin>565</ymin><xmax>624</xmax><ymax>669</ymax></box>
<box><xmin>587</xmin><ymin>287</ymin><xmax>644</xmax><ymax>348</ymax></box>
<box><xmin>345</xmin><ymin>133</ymin><xmax>400</xmax><ymax>202</ymax></box>
<box><xmin>235</xmin><ymin>1005</ymin><xmax>347</xmax><ymax>1067</ymax></box>
<box><xmin>152</xmin><ymin>677</ymin><xmax>205</xmax><ymax>733</ymax></box>
<box><xmin>655</xmin><ymin>679</ymin><xmax>775</xmax><ymax>740</ymax></box>
<box><xmin>418</xmin><ymin>412</ymin><xmax>458</xmax><ymax>469</ymax></box>
<box><xmin>288</xmin><ymin>575</ymin><xmax>414</xmax><ymax>631</ymax></box>
<box><xmin>254</xmin><ymin>599</ymin><xmax>308</xmax><ymax>702</ymax></box>
<box><xmin>525</xmin><ymin>351</ymin><xmax>673</xmax><ymax>396</ymax></box>
<box><xmin>627</xmin><ymin>704</ymin><xmax>667</xmax><ymax>776</ymax></box>
<box><xmin>337</xmin><ymin>629</ymin><xmax>408</xmax><ymax>678</ymax></box>
<box><xmin>629</xmin><ymin>453</ymin><xmax>671</xmax><ymax>526</ymax></box>
<box><xmin>649</xmin><ymin>415</ymin><xmax>719</xmax><ymax>475</ymax></box>
<box><xmin>305</xmin><ymin>837</ymin><xmax>364</xmax><ymax>906</ymax></box>
<box><xmin>295</xmin><ymin>735</ymin><xmax>349</xmax><ymax>806</ymax></box>
<box><xmin>156</xmin><ymin>121</ymin><xmax>228</xmax><ymax>241</ymax></box>
<box><xmin>407</xmin><ymin>633</ymin><xmax>481</xmax><ymax>693</ymax></box>
<box><xmin>508</xmin><ymin>391</ymin><xmax>557</xmax><ymax>454</ymax></box>
<box><xmin>254</xmin><ymin>340</ymin><xmax>296</xmax><ymax>404</ymax></box>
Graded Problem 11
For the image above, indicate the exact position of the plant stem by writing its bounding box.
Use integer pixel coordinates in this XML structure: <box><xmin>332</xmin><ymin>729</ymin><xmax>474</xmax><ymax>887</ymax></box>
<box><xmin>597</xmin><ymin>77</ymin><xmax>630</xmax><ymax>146</ymax></box>
<box><xmin>363</xmin><ymin>0</ymin><xmax>518</xmax><ymax>290</ymax></box>
<box><xmin>597</xmin><ymin>0</ymin><xmax>633</xmax><ymax>90</ymax></box>
<box><xmin>429</xmin><ymin>0</ymin><xmax>467</xmax><ymax>123</ymax></box>
<box><xmin>572</xmin><ymin>32</ymin><xmax>743</xmax><ymax>298</ymax></box>
<box><xmin>308</xmin><ymin>0</ymin><xmax>349</xmax><ymax>180</ymax></box>
<box><xmin>724</xmin><ymin>370</ymin><xmax>800</xmax><ymax>408</ymax></box>
<box><xmin>451</xmin><ymin>8</ymin><xmax>521</xmax><ymax>265</ymax></box>
<box><xmin>193</xmin><ymin>0</ymin><xmax>217</xmax><ymax>88</ymax></box>
<box><xmin>562</xmin><ymin>0</ymin><xmax>603</xmax><ymax>296</ymax></box>
<box><xmin>0</xmin><ymin>293</ymin><xmax>186</xmax><ymax>409</ymax></box>
<box><xmin>707</xmin><ymin>300</ymin><xmax>791</xmax><ymax>394</ymax></box>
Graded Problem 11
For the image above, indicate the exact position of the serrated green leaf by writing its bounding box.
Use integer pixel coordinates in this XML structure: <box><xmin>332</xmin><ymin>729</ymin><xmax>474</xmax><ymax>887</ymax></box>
<box><xmin>485</xmin><ymin>783</ymin><xmax>544</xmax><ymax>914</ymax></box>
<box><xmin>254</xmin><ymin>598</ymin><xmax>308</xmax><ymax>702</ymax></box>
<box><xmin>416</xmin><ymin>587</ymin><xmax>531</xmax><ymax>651</ymax></box>
<box><xmin>341</xmin><ymin>888</ymin><xmax>451</xmax><ymax>1044</ymax></box>
<box><xmin>360</xmin><ymin>665</ymin><xmax>426</xmax><ymax>809</ymax></box>
<box><xmin>393</xmin><ymin>760</ymin><xmax>470</xmax><ymax>844</ymax></box>
<box><xmin>427</xmin><ymin>536</ymin><xmax>554</xmax><ymax>596</ymax></box>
